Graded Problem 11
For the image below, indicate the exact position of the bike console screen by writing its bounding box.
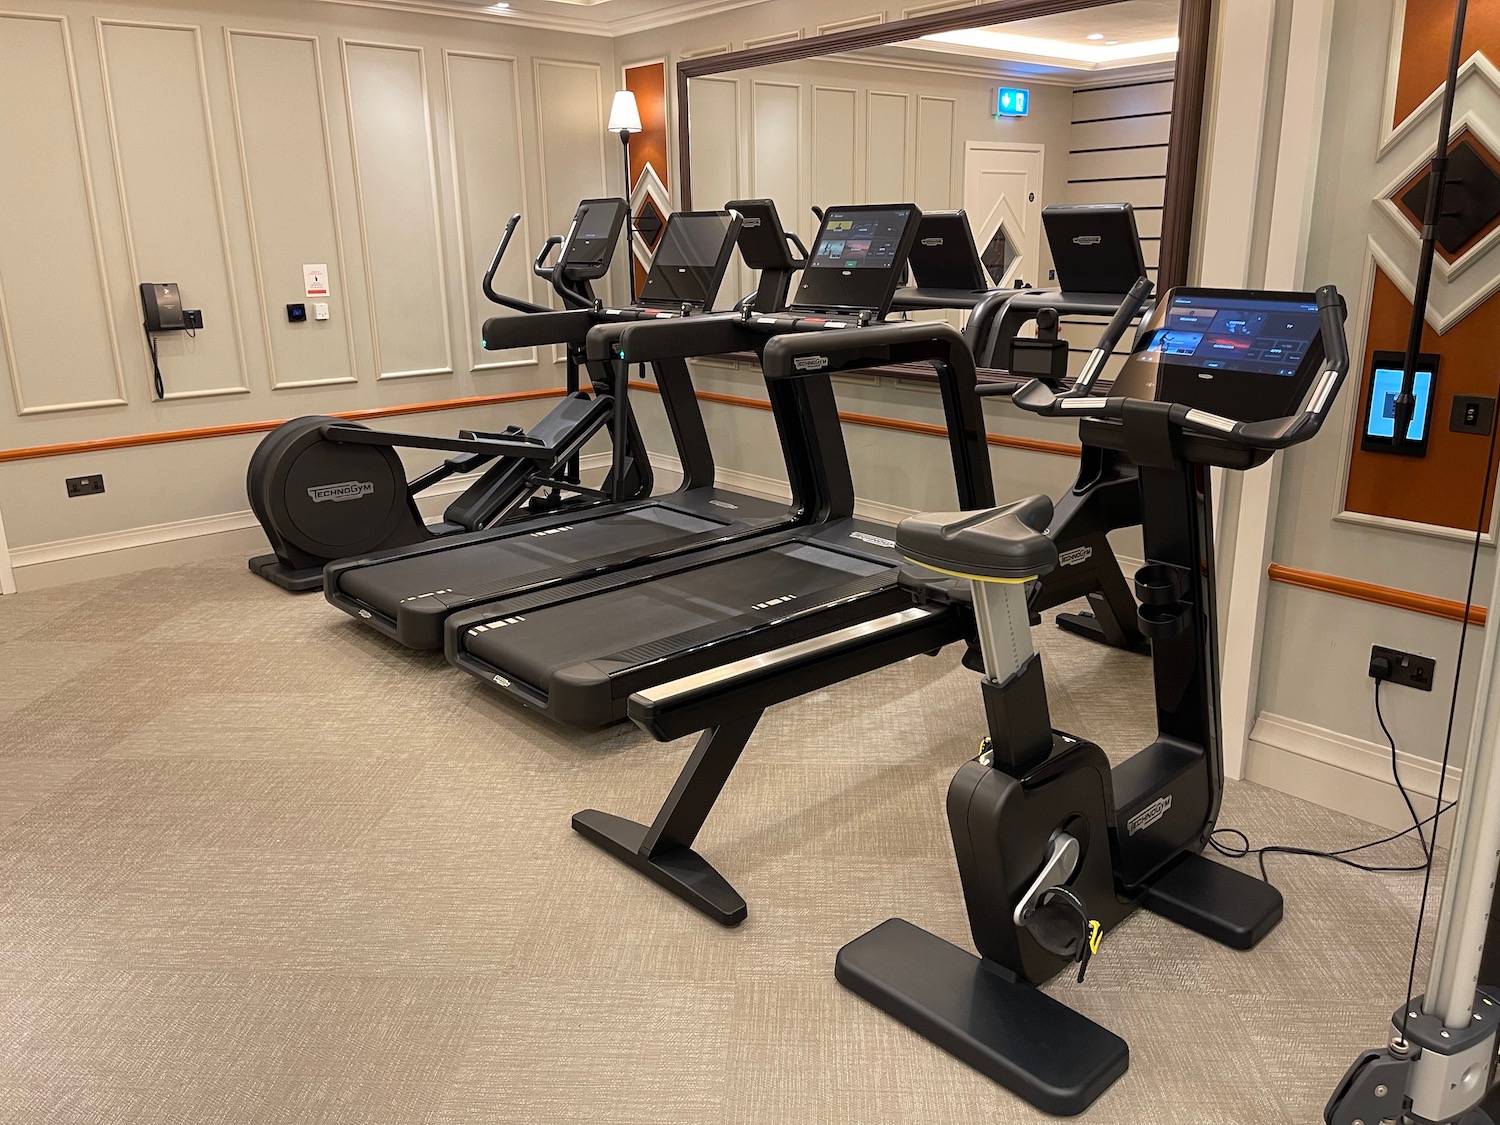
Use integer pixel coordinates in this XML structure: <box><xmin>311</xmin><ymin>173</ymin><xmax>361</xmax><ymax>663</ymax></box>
<box><xmin>793</xmin><ymin>205</ymin><xmax>920</xmax><ymax>316</ymax></box>
<box><xmin>1114</xmin><ymin>288</ymin><xmax>1326</xmax><ymax>422</ymax></box>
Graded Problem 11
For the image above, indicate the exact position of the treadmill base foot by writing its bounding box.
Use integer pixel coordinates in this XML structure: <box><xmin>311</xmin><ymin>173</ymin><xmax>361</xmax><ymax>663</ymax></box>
<box><xmin>572</xmin><ymin>809</ymin><xmax>747</xmax><ymax>926</ymax></box>
<box><xmin>248</xmin><ymin>553</ymin><xmax>324</xmax><ymax>593</ymax></box>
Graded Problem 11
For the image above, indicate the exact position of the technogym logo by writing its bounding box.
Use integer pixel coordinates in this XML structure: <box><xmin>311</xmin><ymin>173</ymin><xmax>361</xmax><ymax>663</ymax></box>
<box><xmin>307</xmin><ymin>481</ymin><xmax>375</xmax><ymax>504</ymax></box>
<box><xmin>793</xmin><ymin>355</ymin><xmax>830</xmax><ymax>372</ymax></box>
<box><xmin>1059</xmin><ymin>546</ymin><xmax>1094</xmax><ymax>567</ymax></box>
<box><xmin>921</xmin><ymin>237</ymin><xmax>945</xmax><ymax>247</ymax></box>
<box><xmin>1073</xmin><ymin>235</ymin><xmax>1103</xmax><ymax>247</ymax></box>
<box><xmin>1127</xmin><ymin>795</ymin><xmax>1172</xmax><ymax>836</ymax></box>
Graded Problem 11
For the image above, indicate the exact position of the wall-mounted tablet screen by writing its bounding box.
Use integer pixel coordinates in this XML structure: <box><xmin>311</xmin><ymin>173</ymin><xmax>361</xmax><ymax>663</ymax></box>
<box><xmin>1361</xmin><ymin>350</ymin><xmax>1438</xmax><ymax>456</ymax></box>
<box><xmin>1110</xmin><ymin>288</ymin><xmax>1328</xmax><ymax>422</ymax></box>
<box><xmin>793</xmin><ymin>204</ymin><xmax>921</xmax><ymax>315</ymax></box>
<box><xmin>638</xmin><ymin>211</ymin><xmax>738</xmax><ymax>309</ymax></box>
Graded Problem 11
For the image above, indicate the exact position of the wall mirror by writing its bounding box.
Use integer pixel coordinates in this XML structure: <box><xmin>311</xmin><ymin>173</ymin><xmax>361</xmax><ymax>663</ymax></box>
<box><xmin>676</xmin><ymin>0</ymin><xmax>1210</xmax><ymax>353</ymax></box>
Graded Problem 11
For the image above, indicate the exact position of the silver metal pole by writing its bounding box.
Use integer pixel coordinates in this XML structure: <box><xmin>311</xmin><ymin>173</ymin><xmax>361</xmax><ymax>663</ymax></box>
<box><xmin>1425</xmin><ymin>558</ymin><xmax>1500</xmax><ymax>1027</ymax></box>
<box><xmin>969</xmin><ymin>580</ymin><xmax>1035</xmax><ymax>685</ymax></box>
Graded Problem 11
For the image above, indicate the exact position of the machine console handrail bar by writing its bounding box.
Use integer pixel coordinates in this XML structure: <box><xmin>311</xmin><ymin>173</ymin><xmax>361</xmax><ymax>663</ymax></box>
<box><xmin>1009</xmin><ymin>283</ymin><xmax>1349</xmax><ymax>452</ymax></box>
<box><xmin>758</xmin><ymin>320</ymin><xmax>970</xmax><ymax>382</ymax></box>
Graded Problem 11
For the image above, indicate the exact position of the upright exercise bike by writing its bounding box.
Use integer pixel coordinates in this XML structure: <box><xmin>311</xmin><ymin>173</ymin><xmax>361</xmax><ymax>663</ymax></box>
<box><xmin>838</xmin><ymin>282</ymin><xmax>1350</xmax><ymax>1115</ymax></box>
<box><xmin>246</xmin><ymin>198</ymin><xmax>641</xmax><ymax>591</ymax></box>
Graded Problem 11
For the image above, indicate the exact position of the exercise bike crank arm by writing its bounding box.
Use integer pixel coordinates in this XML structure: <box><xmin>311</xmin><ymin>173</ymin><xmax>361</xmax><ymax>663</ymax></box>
<box><xmin>319</xmin><ymin>424</ymin><xmax>553</xmax><ymax>461</ymax></box>
<box><xmin>1013</xmin><ymin>833</ymin><xmax>1081</xmax><ymax>927</ymax></box>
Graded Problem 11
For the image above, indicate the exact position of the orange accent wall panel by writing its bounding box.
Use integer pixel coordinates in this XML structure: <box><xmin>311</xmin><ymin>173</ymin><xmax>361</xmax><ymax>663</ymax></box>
<box><xmin>1392</xmin><ymin>0</ymin><xmax>1500</xmax><ymax>126</ymax></box>
<box><xmin>624</xmin><ymin>61</ymin><xmax>668</xmax><ymax>293</ymax></box>
<box><xmin>1343</xmin><ymin>266</ymin><xmax>1500</xmax><ymax>530</ymax></box>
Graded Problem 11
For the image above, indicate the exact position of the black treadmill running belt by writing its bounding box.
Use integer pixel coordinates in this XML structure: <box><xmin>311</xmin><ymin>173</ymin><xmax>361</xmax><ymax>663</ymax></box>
<box><xmin>460</xmin><ymin>542</ymin><xmax>889</xmax><ymax>691</ymax></box>
<box><xmin>337</xmin><ymin>506</ymin><xmax>721</xmax><ymax>615</ymax></box>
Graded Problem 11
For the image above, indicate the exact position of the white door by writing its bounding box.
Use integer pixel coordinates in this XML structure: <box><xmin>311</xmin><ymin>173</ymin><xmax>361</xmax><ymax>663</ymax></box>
<box><xmin>963</xmin><ymin>142</ymin><xmax>1045</xmax><ymax>289</ymax></box>
<box><xmin>0</xmin><ymin>502</ymin><xmax>14</xmax><ymax>594</ymax></box>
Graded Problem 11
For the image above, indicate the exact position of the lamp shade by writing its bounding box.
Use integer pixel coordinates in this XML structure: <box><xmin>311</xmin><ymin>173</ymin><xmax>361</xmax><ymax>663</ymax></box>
<box><xmin>607</xmin><ymin>90</ymin><xmax>643</xmax><ymax>134</ymax></box>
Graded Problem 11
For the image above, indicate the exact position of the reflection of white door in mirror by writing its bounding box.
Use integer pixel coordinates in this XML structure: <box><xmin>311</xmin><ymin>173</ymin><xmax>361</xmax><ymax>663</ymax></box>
<box><xmin>964</xmin><ymin>141</ymin><xmax>1044</xmax><ymax>289</ymax></box>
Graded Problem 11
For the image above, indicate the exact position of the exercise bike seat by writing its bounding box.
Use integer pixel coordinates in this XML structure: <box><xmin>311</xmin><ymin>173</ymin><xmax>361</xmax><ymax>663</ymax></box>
<box><xmin>897</xmin><ymin>494</ymin><xmax>1058</xmax><ymax>581</ymax></box>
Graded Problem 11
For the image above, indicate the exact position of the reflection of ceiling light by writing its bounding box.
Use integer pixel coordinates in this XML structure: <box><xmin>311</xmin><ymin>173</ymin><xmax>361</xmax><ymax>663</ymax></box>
<box><xmin>1107</xmin><ymin>40</ymin><xmax>1119</xmax><ymax>45</ymax></box>
<box><xmin>920</xmin><ymin>29</ymin><xmax>1179</xmax><ymax>65</ymax></box>
<box><xmin>488</xmin><ymin>2</ymin><xmax>510</xmax><ymax>8</ymax></box>
<box><xmin>1086</xmin><ymin>33</ymin><xmax>1104</xmax><ymax>40</ymax></box>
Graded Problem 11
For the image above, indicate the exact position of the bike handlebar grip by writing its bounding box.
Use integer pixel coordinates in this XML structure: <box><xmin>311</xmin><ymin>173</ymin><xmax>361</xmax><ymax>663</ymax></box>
<box><xmin>1097</xmin><ymin>276</ymin><xmax>1155</xmax><ymax>356</ymax></box>
<box><xmin>1316</xmin><ymin>285</ymin><xmax>1349</xmax><ymax>376</ymax></box>
<box><xmin>785</xmin><ymin>231</ymin><xmax>809</xmax><ymax>262</ymax></box>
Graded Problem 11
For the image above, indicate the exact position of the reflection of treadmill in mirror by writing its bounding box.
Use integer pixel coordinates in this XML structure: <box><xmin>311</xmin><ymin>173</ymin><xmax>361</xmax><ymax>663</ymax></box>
<box><xmin>322</xmin><ymin>208</ymin><xmax>811</xmax><ymax>651</ymax></box>
<box><xmin>445</xmin><ymin>202</ymin><xmax>1003</xmax><ymax>729</ymax></box>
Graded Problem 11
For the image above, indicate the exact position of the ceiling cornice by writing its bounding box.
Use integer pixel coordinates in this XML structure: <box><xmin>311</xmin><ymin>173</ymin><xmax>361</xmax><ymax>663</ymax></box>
<box><xmin>299</xmin><ymin>0</ymin><xmax>777</xmax><ymax>38</ymax></box>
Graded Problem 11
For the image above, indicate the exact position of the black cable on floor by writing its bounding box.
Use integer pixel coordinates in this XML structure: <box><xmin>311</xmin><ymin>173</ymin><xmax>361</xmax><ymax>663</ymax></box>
<box><xmin>1209</xmin><ymin>677</ymin><xmax>1449</xmax><ymax>881</ymax></box>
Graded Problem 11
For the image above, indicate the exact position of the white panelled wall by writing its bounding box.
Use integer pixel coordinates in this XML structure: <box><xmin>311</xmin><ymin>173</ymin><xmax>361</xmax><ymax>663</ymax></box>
<box><xmin>0</xmin><ymin>0</ymin><xmax>620</xmax><ymax>587</ymax></box>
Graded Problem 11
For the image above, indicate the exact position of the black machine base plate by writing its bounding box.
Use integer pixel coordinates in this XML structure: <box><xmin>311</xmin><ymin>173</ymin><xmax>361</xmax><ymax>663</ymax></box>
<box><xmin>248</xmin><ymin>553</ymin><xmax>324</xmax><ymax>593</ymax></box>
<box><xmin>1138</xmin><ymin>851</ymin><xmax>1283</xmax><ymax>950</ymax></box>
<box><xmin>1054</xmin><ymin>609</ymin><xmax>1151</xmax><ymax>654</ymax></box>
<box><xmin>836</xmin><ymin>918</ymin><xmax>1129</xmax><ymax>1117</ymax></box>
<box><xmin>572</xmin><ymin>809</ymin><xmax>747</xmax><ymax>927</ymax></box>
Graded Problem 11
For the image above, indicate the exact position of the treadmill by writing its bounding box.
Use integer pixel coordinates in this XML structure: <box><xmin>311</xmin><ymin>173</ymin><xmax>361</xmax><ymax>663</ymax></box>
<box><xmin>445</xmin><ymin>203</ymin><xmax>996</xmax><ymax>729</ymax></box>
<box><xmin>896</xmin><ymin>204</ymin><xmax>1154</xmax><ymax>651</ymax></box>
<box><xmin>322</xmin><ymin>205</ymin><xmax>807</xmax><ymax>650</ymax></box>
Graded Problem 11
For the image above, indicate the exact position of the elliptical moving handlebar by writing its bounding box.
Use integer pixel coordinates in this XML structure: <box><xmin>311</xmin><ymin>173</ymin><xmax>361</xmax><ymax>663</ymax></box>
<box><xmin>482</xmin><ymin>214</ymin><xmax>551</xmax><ymax>314</ymax></box>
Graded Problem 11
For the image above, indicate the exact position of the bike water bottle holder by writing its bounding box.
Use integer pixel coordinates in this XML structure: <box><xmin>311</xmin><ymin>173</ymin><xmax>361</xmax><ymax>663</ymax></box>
<box><xmin>1133</xmin><ymin>563</ymin><xmax>1191</xmax><ymax>639</ymax></box>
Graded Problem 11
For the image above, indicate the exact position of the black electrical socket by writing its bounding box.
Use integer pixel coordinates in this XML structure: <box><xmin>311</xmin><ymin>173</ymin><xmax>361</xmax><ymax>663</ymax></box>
<box><xmin>183</xmin><ymin>309</ymin><xmax>204</xmax><ymax>330</ymax></box>
<box><xmin>66</xmin><ymin>474</ymin><xmax>105</xmax><ymax>498</ymax></box>
<box><xmin>1369</xmin><ymin>644</ymin><xmax>1436</xmax><ymax>692</ymax></box>
<box><xmin>1451</xmin><ymin>394</ymin><xmax>1495</xmax><ymax>435</ymax></box>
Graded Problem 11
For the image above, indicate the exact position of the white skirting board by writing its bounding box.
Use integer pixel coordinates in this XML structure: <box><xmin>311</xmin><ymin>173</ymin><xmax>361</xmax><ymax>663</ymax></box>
<box><xmin>8</xmin><ymin>452</ymin><xmax>620</xmax><ymax>591</ymax></box>
<box><xmin>1246</xmin><ymin>711</ymin><xmax>1462</xmax><ymax>842</ymax></box>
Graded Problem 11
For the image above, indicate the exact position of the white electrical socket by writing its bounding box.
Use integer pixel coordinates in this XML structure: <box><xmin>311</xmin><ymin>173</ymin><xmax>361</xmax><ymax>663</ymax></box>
<box><xmin>313</xmin><ymin>303</ymin><xmax>330</xmax><ymax>321</ymax></box>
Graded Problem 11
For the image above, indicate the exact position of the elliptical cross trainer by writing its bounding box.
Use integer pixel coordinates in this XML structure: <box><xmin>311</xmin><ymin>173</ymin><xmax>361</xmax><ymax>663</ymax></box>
<box><xmin>247</xmin><ymin>198</ymin><xmax>641</xmax><ymax>591</ymax></box>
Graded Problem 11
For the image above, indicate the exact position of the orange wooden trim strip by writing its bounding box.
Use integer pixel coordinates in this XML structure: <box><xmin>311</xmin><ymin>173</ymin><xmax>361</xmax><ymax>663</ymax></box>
<box><xmin>1267</xmin><ymin>563</ymin><xmax>1488</xmax><ymax>627</ymax></box>
<box><xmin>0</xmin><ymin>388</ymin><xmax>570</xmax><ymax>464</ymax></box>
<box><xmin>628</xmin><ymin>381</ymin><xmax>1082</xmax><ymax>459</ymax></box>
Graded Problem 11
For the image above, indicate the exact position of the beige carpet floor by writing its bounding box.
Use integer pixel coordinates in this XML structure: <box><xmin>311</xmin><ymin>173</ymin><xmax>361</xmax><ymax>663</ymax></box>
<box><xmin>0</xmin><ymin>554</ymin><xmax>1440</xmax><ymax>1124</ymax></box>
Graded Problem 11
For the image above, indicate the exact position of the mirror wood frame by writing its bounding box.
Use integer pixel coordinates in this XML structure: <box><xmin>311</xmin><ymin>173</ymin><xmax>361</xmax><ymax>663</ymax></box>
<box><xmin>676</xmin><ymin>0</ymin><xmax>1212</xmax><ymax>290</ymax></box>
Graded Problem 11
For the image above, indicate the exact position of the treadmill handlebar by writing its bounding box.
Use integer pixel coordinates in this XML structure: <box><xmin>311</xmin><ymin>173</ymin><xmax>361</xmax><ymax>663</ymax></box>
<box><xmin>482</xmin><ymin>308</ymin><xmax>596</xmax><ymax>351</ymax></box>
<box><xmin>759</xmin><ymin>319</ymin><xmax>971</xmax><ymax>382</ymax></box>
<box><xmin>603</xmin><ymin>314</ymin><xmax>751</xmax><ymax>364</ymax></box>
<box><xmin>1011</xmin><ymin>284</ymin><xmax>1350</xmax><ymax>452</ymax></box>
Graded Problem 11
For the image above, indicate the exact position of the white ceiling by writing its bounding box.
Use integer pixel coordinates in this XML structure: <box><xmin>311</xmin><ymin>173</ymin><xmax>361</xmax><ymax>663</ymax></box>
<box><xmin>908</xmin><ymin>0</ymin><xmax>1180</xmax><ymax>76</ymax></box>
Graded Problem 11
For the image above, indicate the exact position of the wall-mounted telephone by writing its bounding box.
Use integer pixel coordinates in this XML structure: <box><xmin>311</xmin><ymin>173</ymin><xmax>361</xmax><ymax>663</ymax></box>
<box><xmin>139</xmin><ymin>282</ymin><xmax>203</xmax><ymax>399</ymax></box>
<box><xmin>140</xmin><ymin>282</ymin><xmax>185</xmax><ymax>332</ymax></box>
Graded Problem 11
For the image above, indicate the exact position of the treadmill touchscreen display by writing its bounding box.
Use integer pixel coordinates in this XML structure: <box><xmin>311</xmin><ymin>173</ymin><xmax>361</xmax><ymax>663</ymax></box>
<box><xmin>1113</xmin><ymin>288</ymin><xmax>1326</xmax><ymax>422</ymax></box>
<box><xmin>639</xmin><ymin>211</ymin><xmax>736</xmax><ymax>308</ymax></box>
<box><xmin>794</xmin><ymin>205</ymin><xmax>920</xmax><ymax>314</ymax></box>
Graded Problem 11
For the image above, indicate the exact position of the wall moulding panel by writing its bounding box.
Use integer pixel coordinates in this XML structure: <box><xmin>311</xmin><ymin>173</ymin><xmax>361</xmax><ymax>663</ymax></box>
<box><xmin>225</xmin><ymin>29</ymin><xmax>358</xmax><ymax>390</ymax></box>
<box><xmin>0</xmin><ymin>11</ymin><xmax>127</xmax><ymax>415</ymax></box>
<box><xmin>443</xmin><ymin>49</ymin><xmax>537</xmax><ymax>374</ymax></box>
<box><xmin>811</xmin><ymin>85</ymin><xmax>859</xmax><ymax>209</ymax></box>
<box><xmin>96</xmin><ymin>18</ymin><xmax>252</xmax><ymax>400</ymax></box>
<box><xmin>531</xmin><ymin>56</ymin><xmax>609</xmax><ymax>338</ymax></box>
<box><xmin>914</xmin><ymin>95</ymin><xmax>956</xmax><ymax>211</ymax></box>
<box><xmin>750</xmin><ymin>81</ymin><xmax>802</xmax><ymax>217</ymax></box>
<box><xmin>866</xmin><ymin>90</ymin><xmax>911</xmax><ymax>201</ymax></box>
<box><xmin>341</xmin><ymin>38</ymin><xmax>454</xmax><ymax>381</ymax></box>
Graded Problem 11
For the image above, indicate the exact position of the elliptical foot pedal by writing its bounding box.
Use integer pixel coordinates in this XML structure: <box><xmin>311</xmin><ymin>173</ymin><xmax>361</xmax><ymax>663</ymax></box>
<box><xmin>572</xmin><ymin>809</ymin><xmax>747</xmax><ymax>926</ymax></box>
<box><xmin>1139</xmin><ymin>850</ymin><xmax>1282</xmax><ymax>950</ymax></box>
<box><xmin>836</xmin><ymin>918</ymin><xmax>1129</xmax><ymax>1116</ymax></box>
